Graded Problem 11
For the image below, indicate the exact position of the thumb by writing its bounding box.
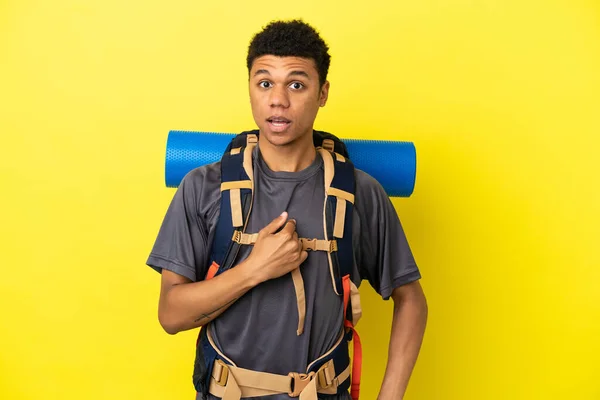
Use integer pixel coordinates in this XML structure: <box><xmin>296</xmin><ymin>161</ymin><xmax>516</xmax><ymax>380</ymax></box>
<box><xmin>261</xmin><ymin>211</ymin><xmax>288</xmax><ymax>235</ymax></box>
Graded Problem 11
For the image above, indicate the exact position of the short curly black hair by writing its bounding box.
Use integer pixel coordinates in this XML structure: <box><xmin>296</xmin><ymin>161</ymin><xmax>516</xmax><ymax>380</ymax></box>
<box><xmin>247</xmin><ymin>20</ymin><xmax>331</xmax><ymax>87</ymax></box>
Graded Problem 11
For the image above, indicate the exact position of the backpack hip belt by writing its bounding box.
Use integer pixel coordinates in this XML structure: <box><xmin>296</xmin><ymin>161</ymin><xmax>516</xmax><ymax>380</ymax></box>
<box><xmin>205</xmin><ymin>325</ymin><xmax>351</xmax><ymax>399</ymax></box>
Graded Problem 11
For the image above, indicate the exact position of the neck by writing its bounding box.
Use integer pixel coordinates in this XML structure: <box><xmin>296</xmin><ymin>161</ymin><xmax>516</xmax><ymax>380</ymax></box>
<box><xmin>258</xmin><ymin>131</ymin><xmax>316</xmax><ymax>172</ymax></box>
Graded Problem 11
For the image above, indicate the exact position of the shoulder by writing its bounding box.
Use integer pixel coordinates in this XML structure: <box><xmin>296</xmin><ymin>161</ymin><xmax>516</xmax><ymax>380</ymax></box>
<box><xmin>180</xmin><ymin>161</ymin><xmax>221</xmax><ymax>187</ymax></box>
<box><xmin>178</xmin><ymin>162</ymin><xmax>222</xmax><ymax>222</ymax></box>
<box><xmin>353</xmin><ymin>168</ymin><xmax>389</xmax><ymax>211</ymax></box>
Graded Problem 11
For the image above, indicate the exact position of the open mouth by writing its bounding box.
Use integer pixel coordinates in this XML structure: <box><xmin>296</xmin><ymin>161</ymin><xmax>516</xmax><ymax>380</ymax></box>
<box><xmin>267</xmin><ymin>117</ymin><xmax>291</xmax><ymax>132</ymax></box>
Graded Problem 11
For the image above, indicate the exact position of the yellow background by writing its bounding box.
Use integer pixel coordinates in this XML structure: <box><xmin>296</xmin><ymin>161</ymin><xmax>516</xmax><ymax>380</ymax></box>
<box><xmin>1</xmin><ymin>0</ymin><xmax>599</xmax><ymax>399</ymax></box>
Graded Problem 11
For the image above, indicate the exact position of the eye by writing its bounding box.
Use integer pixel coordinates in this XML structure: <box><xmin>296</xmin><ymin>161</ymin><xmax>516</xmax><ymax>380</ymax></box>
<box><xmin>259</xmin><ymin>81</ymin><xmax>272</xmax><ymax>89</ymax></box>
<box><xmin>289</xmin><ymin>82</ymin><xmax>304</xmax><ymax>90</ymax></box>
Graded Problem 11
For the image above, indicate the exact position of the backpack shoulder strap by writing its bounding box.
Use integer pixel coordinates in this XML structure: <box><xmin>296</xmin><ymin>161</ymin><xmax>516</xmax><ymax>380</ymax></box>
<box><xmin>207</xmin><ymin>131</ymin><xmax>258</xmax><ymax>279</ymax></box>
<box><xmin>317</xmin><ymin>148</ymin><xmax>355</xmax><ymax>295</ymax></box>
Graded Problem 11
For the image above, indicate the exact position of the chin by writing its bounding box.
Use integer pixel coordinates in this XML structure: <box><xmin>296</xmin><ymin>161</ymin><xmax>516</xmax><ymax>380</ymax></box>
<box><xmin>259</xmin><ymin>127</ymin><xmax>298</xmax><ymax>147</ymax></box>
<box><xmin>262</xmin><ymin>132</ymin><xmax>297</xmax><ymax>147</ymax></box>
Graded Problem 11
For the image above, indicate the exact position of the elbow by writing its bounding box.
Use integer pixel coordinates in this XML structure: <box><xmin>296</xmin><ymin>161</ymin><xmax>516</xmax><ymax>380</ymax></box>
<box><xmin>158</xmin><ymin>314</ymin><xmax>179</xmax><ymax>335</ymax></box>
<box><xmin>161</xmin><ymin>322</ymin><xmax>180</xmax><ymax>335</ymax></box>
<box><xmin>158</xmin><ymin>307</ymin><xmax>184</xmax><ymax>335</ymax></box>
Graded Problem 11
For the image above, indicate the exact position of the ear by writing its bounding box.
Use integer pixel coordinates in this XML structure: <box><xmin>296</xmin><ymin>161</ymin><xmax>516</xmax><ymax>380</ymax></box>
<box><xmin>319</xmin><ymin>81</ymin><xmax>330</xmax><ymax>107</ymax></box>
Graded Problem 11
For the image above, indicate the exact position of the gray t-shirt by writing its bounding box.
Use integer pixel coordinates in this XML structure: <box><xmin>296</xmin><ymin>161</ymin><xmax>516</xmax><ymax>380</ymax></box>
<box><xmin>147</xmin><ymin>147</ymin><xmax>420</xmax><ymax>399</ymax></box>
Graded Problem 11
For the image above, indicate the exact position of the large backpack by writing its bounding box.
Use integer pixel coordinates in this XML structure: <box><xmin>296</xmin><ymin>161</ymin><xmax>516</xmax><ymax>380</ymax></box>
<box><xmin>193</xmin><ymin>129</ymin><xmax>363</xmax><ymax>400</ymax></box>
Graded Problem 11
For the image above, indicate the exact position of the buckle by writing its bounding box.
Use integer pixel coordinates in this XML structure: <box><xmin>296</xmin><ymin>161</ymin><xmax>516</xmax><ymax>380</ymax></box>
<box><xmin>214</xmin><ymin>359</ymin><xmax>229</xmax><ymax>387</ymax></box>
<box><xmin>301</xmin><ymin>239</ymin><xmax>338</xmax><ymax>253</ymax></box>
<box><xmin>231</xmin><ymin>230</ymin><xmax>242</xmax><ymax>243</ymax></box>
<box><xmin>304</xmin><ymin>238</ymin><xmax>317</xmax><ymax>252</ymax></box>
<box><xmin>288</xmin><ymin>372</ymin><xmax>315</xmax><ymax>396</ymax></box>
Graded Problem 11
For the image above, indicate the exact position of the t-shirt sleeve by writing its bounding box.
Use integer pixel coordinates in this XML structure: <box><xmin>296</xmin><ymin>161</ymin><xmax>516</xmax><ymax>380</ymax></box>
<box><xmin>354</xmin><ymin>170</ymin><xmax>421</xmax><ymax>300</ymax></box>
<box><xmin>146</xmin><ymin>168</ymin><xmax>214</xmax><ymax>282</ymax></box>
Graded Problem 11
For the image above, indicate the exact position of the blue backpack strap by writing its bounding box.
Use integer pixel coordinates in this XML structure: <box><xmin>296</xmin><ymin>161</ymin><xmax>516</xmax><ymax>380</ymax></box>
<box><xmin>317</xmin><ymin>147</ymin><xmax>355</xmax><ymax>296</ymax></box>
<box><xmin>209</xmin><ymin>131</ymin><xmax>258</xmax><ymax>276</ymax></box>
<box><xmin>329</xmin><ymin>151</ymin><xmax>355</xmax><ymax>289</ymax></box>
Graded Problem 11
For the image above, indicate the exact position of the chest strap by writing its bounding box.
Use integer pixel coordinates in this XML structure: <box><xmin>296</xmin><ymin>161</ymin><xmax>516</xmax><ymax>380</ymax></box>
<box><xmin>231</xmin><ymin>230</ymin><xmax>337</xmax><ymax>336</ymax></box>
<box><xmin>232</xmin><ymin>231</ymin><xmax>337</xmax><ymax>253</ymax></box>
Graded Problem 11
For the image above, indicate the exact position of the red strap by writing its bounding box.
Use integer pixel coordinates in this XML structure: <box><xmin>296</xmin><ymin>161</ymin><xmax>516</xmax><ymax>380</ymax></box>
<box><xmin>342</xmin><ymin>275</ymin><xmax>350</xmax><ymax>319</ymax></box>
<box><xmin>342</xmin><ymin>275</ymin><xmax>361</xmax><ymax>400</ymax></box>
<box><xmin>345</xmin><ymin>323</ymin><xmax>362</xmax><ymax>400</ymax></box>
<box><xmin>206</xmin><ymin>261</ymin><xmax>219</xmax><ymax>280</ymax></box>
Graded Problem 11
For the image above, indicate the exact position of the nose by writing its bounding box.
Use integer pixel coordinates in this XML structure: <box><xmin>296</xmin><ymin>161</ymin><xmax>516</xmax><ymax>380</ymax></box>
<box><xmin>269</xmin><ymin>85</ymin><xmax>290</xmax><ymax>108</ymax></box>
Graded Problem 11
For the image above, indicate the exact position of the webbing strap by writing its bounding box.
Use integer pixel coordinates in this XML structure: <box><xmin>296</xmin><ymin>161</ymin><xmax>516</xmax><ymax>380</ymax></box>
<box><xmin>343</xmin><ymin>275</ymin><xmax>362</xmax><ymax>400</ymax></box>
<box><xmin>327</xmin><ymin>187</ymin><xmax>355</xmax><ymax>204</ymax></box>
<box><xmin>346</xmin><ymin>326</ymin><xmax>362</xmax><ymax>400</ymax></box>
<box><xmin>230</xmin><ymin>134</ymin><xmax>256</xmax><ymax>229</ymax></box>
<box><xmin>342</xmin><ymin>275</ymin><xmax>351</xmax><ymax>318</ymax></box>
<box><xmin>229</xmin><ymin>188</ymin><xmax>243</xmax><ymax>227</ymax></box>
<box><xmin>241</xmin><ymin>134</ymin><xmax>257</xmax><ymax>228</ymax></box>
<box><xmin>221</xmin><ymin>180</ymin><xmax>252</xmax><ymax>191</ymax></box>
<box><xmin>291</xmin><ymin>269</ymin><xmax>306</xmax><ymax>335</ymax></box>
<box><xmin>334</xmin><ymin>197</ymin><xmax>347</xmax><ymax>238</ymax></box>
<box><xmin>328</xmin><ymin>187</ymin><xmax>353</xmax><ymax>238</ymax></box>
<box><xmin>206</xmin><ymin>261</ymin><xmax>219</xmax><ymax>280</ymax></box>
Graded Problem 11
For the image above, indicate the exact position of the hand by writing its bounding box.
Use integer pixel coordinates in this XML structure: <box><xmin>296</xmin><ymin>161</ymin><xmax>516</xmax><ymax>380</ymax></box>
<box><xmin>245</xmin><ymin>212</ymin><xmax>308</xmax><ymax>284</ymax></box>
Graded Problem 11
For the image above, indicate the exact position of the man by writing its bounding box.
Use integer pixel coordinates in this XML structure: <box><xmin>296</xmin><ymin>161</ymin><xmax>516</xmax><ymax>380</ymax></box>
<box><xmin>147</xmin><ymin>19</ymin><xmax>427</xmax><ymax>399</ymax></box>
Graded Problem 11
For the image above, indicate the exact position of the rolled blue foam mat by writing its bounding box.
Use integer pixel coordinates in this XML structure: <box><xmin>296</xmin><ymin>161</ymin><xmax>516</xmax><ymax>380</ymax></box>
<box><xmin>166</xmin><ymin>130</ymin><xmax>416</xmax><ymax>197</ymax></box>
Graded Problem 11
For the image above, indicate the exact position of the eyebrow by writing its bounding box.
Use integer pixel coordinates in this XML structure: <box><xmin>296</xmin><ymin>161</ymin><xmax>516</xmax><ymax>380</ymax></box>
<box><xmin>253</xmin><ymin>69</ymin><xmax>311</xmax><ymax>79</ymax></box>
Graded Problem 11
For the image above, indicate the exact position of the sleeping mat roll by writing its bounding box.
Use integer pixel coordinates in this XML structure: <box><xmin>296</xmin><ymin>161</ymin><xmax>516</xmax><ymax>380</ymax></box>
<box><xmin>165</xmin><ymin>130</ymin><xmax>417</xmax><ymax>197</ymax></box>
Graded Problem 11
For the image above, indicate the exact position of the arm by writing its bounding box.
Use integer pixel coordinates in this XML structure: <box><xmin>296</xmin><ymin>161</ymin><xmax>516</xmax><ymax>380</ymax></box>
<box><xmin>377</xmin><ymin>280</ymin><xmax>428</xmax><ymax>400</ymax></box>
<box><xmin>158</xmin><ymin>263</ymin><xmax>257</xmax><ymax>334</ymax></box>
<box><xmin>158</xmin><ymin>212</ymin><xmax>308</xmax><ymax>334</ymax></box>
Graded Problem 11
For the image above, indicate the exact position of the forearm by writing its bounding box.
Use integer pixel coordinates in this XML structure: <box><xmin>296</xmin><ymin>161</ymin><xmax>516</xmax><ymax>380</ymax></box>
<box><xmin>158</xmin><ymin>260</ymin><xmax>259</xmax><ymax>334</ymax></box>
<box><xmin>378</xmin><ymin>287</ymin><xmax>428</xmax><ymax>399</ymax></box>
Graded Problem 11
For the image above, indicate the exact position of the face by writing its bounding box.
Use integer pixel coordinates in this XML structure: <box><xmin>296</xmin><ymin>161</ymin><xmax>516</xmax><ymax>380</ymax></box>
<box><xmin>249</xmin><ymin>55</ymin><xmax>329</xmax><ymax>147</ymax></box>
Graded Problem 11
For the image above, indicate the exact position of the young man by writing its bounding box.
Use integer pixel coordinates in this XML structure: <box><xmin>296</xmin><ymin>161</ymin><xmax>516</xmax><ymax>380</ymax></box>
<box><xmin>147</xmin><ymin>20</ymin><xmax>427</xmax><ymax>399</ymax></box>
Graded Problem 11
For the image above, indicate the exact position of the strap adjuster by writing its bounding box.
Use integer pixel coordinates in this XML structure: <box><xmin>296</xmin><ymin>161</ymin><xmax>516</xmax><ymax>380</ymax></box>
<box><xmin>214</xmin><ymin>359</ymin><xmax>229</xmax><ymax>387</ymax></box>
<box><xmin>317</xmin><ymin>360</ymin><xmax>336</xmax><ymax>388</ymax></box>
<box><xmin>330</xmin><ymin>240</ymin><xmax>338</xmax><ymax>252</ymax></box>
<box><xmin>288</xmin><ymin>371</ymin><xmax>315</xmax><ymax>397</ymax></box>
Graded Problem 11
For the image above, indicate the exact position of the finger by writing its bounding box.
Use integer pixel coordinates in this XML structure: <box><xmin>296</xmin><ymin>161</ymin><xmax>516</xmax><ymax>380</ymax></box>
<box><xmin>280</xmin><ymin>219</ymin><xmax>297</xmax><ymax>237</ymax></box>
<box><xmin>299</xmin><ymin>250</ymin><xmax>309</xmax><ymax>264</ymax></box>
<box><xmin>292</xmin><ymin>231</ymin><xmax>299</xmax><ymax>242</ymax></box>
<box><xmin>261</xmin><ymin>212</ymin><xmax>288</xmax><ymax>235</ymax></box>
